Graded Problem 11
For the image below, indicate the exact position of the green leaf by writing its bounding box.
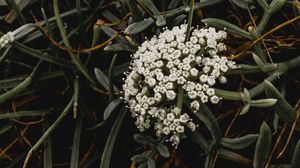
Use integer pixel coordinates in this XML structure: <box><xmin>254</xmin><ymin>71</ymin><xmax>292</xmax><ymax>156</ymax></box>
<box><xmin>157</xmin><ymin>143</ymin><xmax>170</xmax><ymax>158</ymax></box>
<box><xmin>230</xmin><ymin>0</ymin><xmax>255</xmax><ymax>10</ymax></box>
<box><xmin>291</xmin><ymin>140</ymin><xmax>300</xmax><ymax>168</ymax></box>
<box><xmin>99</xmin><ymin>107</ymin><xmax>127</xmax><ymax>168</ymax></box>
<box><xmin>12</xmin><ymin>42</ymin><xmax>75</xmax><ymax>69</ymax></box>
<box><xmin>218</xmin><ymin>148</ymin><xmax>252</xmax><ymax>166</ymax></box>
<box><xmin>125</xmin><ymin>18</ymin><xmax>155</xmax><ymax>35</ymax></box>
<box><xmin>124</xmin><ymin>0</ymin><xmax>143</xmax><ymax>21</ymax></box>
<box><xmin>214</xmin><ymin>88</ymin><xmax>242</xmax><ymax>101</ymax></box>
<box><xmin>253</xmin><ymin>53</ymin><xmax>264</xmax><ymax>68</ymax></box>
<box><xmin>240</xmin><ymin>104</ymin><xmax>251</xmax><ymax>115</ymax></box>
<box><xmin>191</xmin><ymin>131</ymin><xmax>210</xmax><ymax>153</ymax></box>
<box><xmin>131</xmin><ymin>154</ymin><xmax>147</xmax><ymax>163</ymax></box>
<box><xmin>220</xmin><ymin>134</ymin><xmax>258</xmax><ymax>149</ymax></box>
<box><xmin>103</xmin><ymin>98</ymin><xmax>122</xmax><ymax>120</ymax></box>
<box><xmin>101</xmin><ymin>26</ymin><xmax>128</xmax><ymax>44</ymax></box>
<box><xmin>134</xmin><ymin>134</ymin><xmax>156</xmax><ymax>145</ymax></box>
<box><xmin>43</xmin><ymin>117</ymin><xmax>52</xmax><ymax>168</ymax></box>
<box><xmin>250</xmin><ymin>98</ymin><xmax>277</xmax><ymax>107</ymax></box>
<box><xmin>169</xmin><ymin>14</ymin><xmax>187</xmax><ymax>27</ymax></box>
<box><xmin>70</xmin><ymin>115</ymin><xmax>83</xmax><ymax>168</ymax></box>
<box><xmin>242</xmin><ymin>88</ymin><xmax>251</xmax><ymax>103</ymax></box>
<box><xmin>264</xmin><ymin>80</ymin><xmax>300</xmax><ymax>130</ymax></box>
<box><xmin>268</xmin><ymin>0</ymin><xmax>286</xmax><ymax>14</ymax></box>
<box><xmin>0</xmin><ymin>124</ymin><xmax>12</xmax><ymax>136</ymax></box>
<box><xmin>104</xmin><ymin>43</ymin><xmax>136</xmax><ymax>52</ymax></box>
<box><xmin>202</xmin><ymin>18</ymin><xmax>252</xmax><ymax>39</ymax></box>
<box><xmin>23</xmin><ymin>97</ymin><xmax>74</xmax><ymax>168</ymax></box>
<box><xmin>204</xmin><ymin>148</ymin><xmax>218</xmax><ymax>168</ymax></box>
<box><xmin>146</xmin><ymin>158</ymin><xmax>155</xmax><ymax>168</ymax></box>
<box><xmin>194</xmin><ymin>103</ymin><xmax>222</xmax><ymax>143</ymax></box>
<box><xmin>0</xmin><ymin>108</ymin><xmax>54</xmax><ymax>120</ymax></box>
<box><xmin>137</xmin><ymin>0</ymin><xmax>166</xmax><ymax>26</ymax></box>
<box><xmin>94</xmin><ymin>68</ymin><xmax>119</xmax><ymax>92</ymax></box>
<box><xmin>253</xmin><ymin>122</ymin><xmax>272</xmax><ymax>168</ymax></box>
<box><xmin>101</xmin><ymin>9</ymin><xmax>119</xmax><ymax>23</ymax></box>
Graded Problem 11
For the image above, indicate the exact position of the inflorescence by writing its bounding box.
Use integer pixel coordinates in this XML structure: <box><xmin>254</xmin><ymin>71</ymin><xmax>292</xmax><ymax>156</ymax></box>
<box><xmin>122</xmin><ymin>24</ymin><xmax>238</xmax><ymax>147</ymax></box>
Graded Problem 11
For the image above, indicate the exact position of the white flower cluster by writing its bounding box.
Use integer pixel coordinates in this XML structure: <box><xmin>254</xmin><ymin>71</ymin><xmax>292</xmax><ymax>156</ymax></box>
<box><xmin>122</xmin><ymin>24</ymin><xmax>238</xmax><ymax>147</ymax></box>
<box><xmin>0</xmin><ymin>32</ymin><xmax>14</xmax><ymax>48</ymax></box>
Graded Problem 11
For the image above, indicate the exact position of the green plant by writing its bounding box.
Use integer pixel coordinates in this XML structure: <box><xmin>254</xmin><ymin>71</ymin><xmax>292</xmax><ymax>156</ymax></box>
<box><xmin>0</xmin><ymin>0</ymin><xmax>299</xmax><ymax>168</ymax></box>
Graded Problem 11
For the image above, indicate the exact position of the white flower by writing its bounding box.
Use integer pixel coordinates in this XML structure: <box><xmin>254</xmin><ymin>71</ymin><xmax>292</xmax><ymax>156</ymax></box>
<box><xmin>177</xmin><ymin>76</ymin><xmax>186</xmax><ymax>85</ymax></box>
<box><xmin>220</xmin><ymin>64</ymin><xmax>229</xmax><ymax>72</ymax></box>
<box><xmin>201</xmin><ymin>95</ymin><xmax>209</xmax><ymax>103</ymax></box>
<box><xmin>207</xmin><ymin>77</ymin><xmax>216</xmax><ymax>86</ymax></box>
<box><xmin>179</xmin><ymin>113</ymin><xmax>190</xmax><ymax>123</ymax></box>
<box><xmin>162</xmin><ymin>127</ymin><xmax>171</xmax><ymax>135</ymax></box>
<box><xmin>182</xmin><ymin>48</ymin><xmax>190</xmax><ymax>55</ymax></box>
<box><xmin>195</xmin><ymin>56</ymin><xmax>202</xmax><ymax>64</ymax></box>
<box><xmin>166</xmin><ymin>90</ymin><xmax>176</xmax><ymax>100</ymax></box>
<box><xmin>147</xmin><ymin>98</ymin><xmax>155</xmax><ymax>105</ymax></box>
<box><xmin>170</xmin><ymin>135</ymin><xmax>180</xmax><ymax>147</ymax></box>
<box><xmin>199</xmin><ymin>74</ymin><xmax>208</xmax><ymax>83</ymax></box>
<box><xmin>187</xmin><ymin>122</ymin><xmax>197</xmax><ymax>131</ymax></box>
<box><xmin>154</xmin><ymin>93</ymin><xmax>162</xmax><ymax>102</ymax></box>
<box><xmin>218</xmin><ymin>76</ymin><xmax>227</xmax><ymax>84</ymax></box>
<box><xmin>167</xmin><ymin>113</ymin><xmax>175</xmax><ymax>121</ymax></box>
<box><xmin>210</xmin><ymin>95</ymin><xmax>221</xmax><ymax>104</ymax></box>
<box><xmin>165</xmin><ymin>82</ymin><xmax>174</xmax><ymax>89</ymax></box>
<box><xmin>206</xmin><ymin>88</ymin><xmax>215</xmax><ymax>96</ymax></box>
<box><xmin>173</xmin><ymin>107</ymin><xmax>181</xmax><ymax>115</ymax></box>
<box><xmin>176</xmin><ymin>125</ymin><xmax>185</xmax><ymax>133</ymax></box>
<box><xmin>188</xmin><ymin>91</ymin><xmax>197</xmax><ymax>99</ymax></box>
<box><xmin>122</xmin><ymin>24</ymin><xmax>238</xmax><ymax>147</ymax></box>
<box><xmin>190</xmin><ymin>36</ymin><xmax>198</xmax><ymax>44</ymax></box>
<box><xmin>169</xmin><ymin>73</ymin><xmax>178</xmax><ymax>82</ymax></box>
<box><xmin>190</xmin><ymin>100</ymin><xmax>200</xmax><ymax>111</ymax></box>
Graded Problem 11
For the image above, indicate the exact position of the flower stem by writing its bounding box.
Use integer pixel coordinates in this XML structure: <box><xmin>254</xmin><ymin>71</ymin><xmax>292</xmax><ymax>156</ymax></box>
<box><xmin>177</xmin><ymin>87</ymin><xmax>184</xmax><ymax>109</ymax></box>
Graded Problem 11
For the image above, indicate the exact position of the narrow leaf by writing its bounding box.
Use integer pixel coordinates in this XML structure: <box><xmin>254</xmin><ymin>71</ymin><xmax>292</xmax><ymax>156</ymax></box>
<box><xmin>0</xmin><ymin>108</ymin><xmax>55</xmax><ymax>120</ymax></box>
<box><xmin>99</xmin><ymin>107</ymin><xmax>127</xmax><ymax>168</ymax></box>
<box><xmin>291</xmin><ymin>140</ymin><xmax>300</xmax><ymax>168</ymax></box>
<box><xmin>94</xmin><ymin>68</ymin><xmax>119</xmax><ymax>92</ymax></box>
<box><xmin>125</xmin><ymin>18</ymin><xmax>155</xmax><ymax>35</ymax></box>
<box><xmin>240</xmin><ymin>104</ymin><xmax>251</xmax><ymax>115</ymax></box>
<box><xmin>134</xmin><ymin>134</ymin><xmax>156</xmax><ymax>145</ymax></box>
<box><xmin>264</xmin><ymin>80</ymin><xmax>300</xmax><ymax>130</ymax></box>
<box><xmin>104</xmin><ymin>43</ymin><xmax>136</xmax><ymax>52</ymax></box>
<box><xmin>230</xmin><ymin>0</ymin><xmax>255</xmax><ymax>10</ymax></box>
<box><xmin>194</xmin><ymin>103</ymin><xmax>222</xmax><ymax>143</ymax></box>
<box><xmin>253</xmin><ymin>122</ymin><xmax>272</xmax><ymax>168</ymax></box>
<box><xmin>103</xmin><ymin>98</ymin><xmax>122</xmax><ymax>120</ymax></box>
<box><xmin>157</xmin><ymin>143</ymin><xmax>170</xmax><ymax>158</ymax></box>
<box><xmin>250</xmin><ymin>98</ymin><xmax>277</xmax><ymax>107</ymax></box>
<box><xmin>43</xmin><ymin>117</ymin><xmax>52</xmax><ymax>168</ymax></box>
<box><xmin>220</xmin><ymin>134</ymin><xmax>258</xmax><ymax>149</ymax></box>
<box><xmin>146</xmin><ymin>158</ymin><xmax>155</xmax><ymax>168</ymax></box>
<box><xmin>219</xmin><ymin>148</ymin><xmax>252</xmax><ymax>166</ymax></box>
<box><xmin>70</xmin><ymin>115</ymin><xmax>83</xmax><ymax>168</ymax></box>
<box><xmin>202</xmin><ymin>18</ymin><xmax>252</xmax><ymax>39</ymax></box>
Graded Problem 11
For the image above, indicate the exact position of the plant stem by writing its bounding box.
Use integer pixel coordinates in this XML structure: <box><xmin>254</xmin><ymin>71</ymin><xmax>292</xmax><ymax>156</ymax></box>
<box><xmin>22</xmin><ymin>96</ymin><xmax>74</xmax><ymax>168</ymax></box>
<box><xmin>176</xmin><ymin>87</ymin><xmax>184</xmax><ymax>109</ymax></box>
<box><xmin>53</xmin><ymin>0</ymin><xmax>96</xmax><ymax>85</ymax></box>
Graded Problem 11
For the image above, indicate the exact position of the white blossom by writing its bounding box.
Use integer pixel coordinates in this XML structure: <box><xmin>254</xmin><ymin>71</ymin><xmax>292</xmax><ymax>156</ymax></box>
<box><xmin>122</xmin><ymin>24</ymin><xmax>238</xmax><ymax>147</ymax></box>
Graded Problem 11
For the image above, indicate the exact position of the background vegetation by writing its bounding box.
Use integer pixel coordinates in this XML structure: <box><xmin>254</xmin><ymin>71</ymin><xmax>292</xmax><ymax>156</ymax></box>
<box><xmin>0</xmin><ymin>0</ymin><xmax>299</xmax><ymax>168</ymax></box>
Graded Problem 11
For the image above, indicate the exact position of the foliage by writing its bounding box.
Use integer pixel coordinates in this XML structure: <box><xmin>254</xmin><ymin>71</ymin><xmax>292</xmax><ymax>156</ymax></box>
<box><xmin>0</xmin><ymin>0</ymin><xmax>299</xmax><ymax>168</ymax></box>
